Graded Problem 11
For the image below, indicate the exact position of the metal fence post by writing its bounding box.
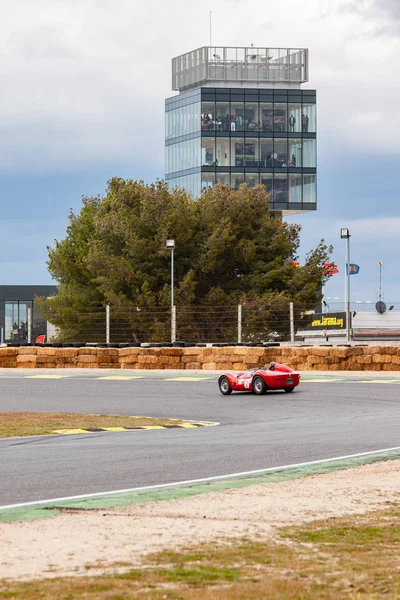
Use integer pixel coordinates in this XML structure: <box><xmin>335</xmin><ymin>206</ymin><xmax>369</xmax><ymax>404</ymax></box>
<box><xmin>171</xmin><ymin>305</ymin><xmax>176</xmax><ymax>343</ymax></box>
<box><xmin>238</xmin><ymin>304</ymin><xmax>242</xmax><ymax>344</ymax></box>
<box><xmin>106</xmin><ymin>305</ymin><xmax>110</xmax><ymax>344</ymax></box>
<box><xmin>27</xmin><ymin>306</ymin><xmax>32</xmax><ymax>344</ymax></box>
<box><xmin>289</xmin><ymin>302</ymin><xmax>295</xmax><ymax>343</ymax></box>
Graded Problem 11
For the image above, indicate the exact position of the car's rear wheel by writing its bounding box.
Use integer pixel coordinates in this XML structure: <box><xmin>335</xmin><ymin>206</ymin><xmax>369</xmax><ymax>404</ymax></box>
<box><xmin>253</xmin><ymin>376</ymin><xmax>267</xmax><ymax>395</ymax></box>
<box><xmin>284</xmin><ymin>387</ymin><xmax>294</xmax><ymax>393</ymax></box>
<box><xmin>219</xmin><ymin>376</ymin><xmax>232</xmax><ymax>395</ymax></box>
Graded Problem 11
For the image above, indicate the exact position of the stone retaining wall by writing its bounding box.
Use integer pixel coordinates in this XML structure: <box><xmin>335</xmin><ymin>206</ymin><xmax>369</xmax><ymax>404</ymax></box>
<box><xmin>1</xmin><ymin>346</ymin><xmax>400</xmax><ymax>371</ymax></box>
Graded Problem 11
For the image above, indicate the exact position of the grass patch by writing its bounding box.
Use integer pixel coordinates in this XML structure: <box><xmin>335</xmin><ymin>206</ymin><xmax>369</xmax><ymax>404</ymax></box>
<box><xmin>1</xmin><ymin>504</ymin><xmax>400</xmax><ymax>598</ymax></box>
<box><xmin>0</xmin><ymin>412</ymin><xmax>187</xmax><ymax>437</ymax></box>
<box><xmin>292</xmin><ymin>525</ymin><xmax>385</xmax><ymax>546</ymax></box>
<box><xmin>157</xmin><ymin>564</ymin><xmax>241</xmax><ymax>586</ymax></box>
<box><xmin>114</xmin><ymin>568</ymin><xmax>143</xmax><ymax>581</ymax></box>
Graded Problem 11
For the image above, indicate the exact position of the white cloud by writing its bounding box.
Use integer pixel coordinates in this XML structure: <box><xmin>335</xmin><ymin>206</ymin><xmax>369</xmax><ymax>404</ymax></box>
<box><xmin>0</xmin><ymin>0</ymin><xmax>399</xmax><ymax>172</ymax></box>
<box><xmin>348</xmin><ymin>110</ymin><xmax>383</xmax><ymax>125</ymax></box>
<box><xmin>295</xmin><ymin>216</ymin><xmax>400</xmax><ymax>247</ymax></box>
<box><xmin>345</xmin><ymin>217</ymin><xmax>400</xmax><ymax>239</ymax></box>
<box><xmin>378</xmin><ymin>0</ymin><xmax>400</xmax><ymax>19</ymax></box>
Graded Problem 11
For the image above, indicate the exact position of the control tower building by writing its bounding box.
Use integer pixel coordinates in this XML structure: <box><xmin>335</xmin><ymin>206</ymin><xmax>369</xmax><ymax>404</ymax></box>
<box><xmin>165</xmin><ymin>46</ymin><xmax>316</xmax><ymax>215</ymax></box>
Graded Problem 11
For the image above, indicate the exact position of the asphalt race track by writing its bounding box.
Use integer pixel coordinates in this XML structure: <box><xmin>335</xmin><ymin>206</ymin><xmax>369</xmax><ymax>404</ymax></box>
<box><xmin>1</xmin><ymin>374</ymin><xmax>400</xmax><ymax>506</ymax></box>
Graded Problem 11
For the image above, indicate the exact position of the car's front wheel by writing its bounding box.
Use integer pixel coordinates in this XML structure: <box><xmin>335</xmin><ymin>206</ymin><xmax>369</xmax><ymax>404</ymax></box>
<box><xmin>252</xmin><ymin>376</ymin><xmax>267</xmax><ymax>395</ymax></box>
<box><xmin>284</xmin><ymin>387</ymin><xmax>294</xmax><ymax>393</ymax></box>
<box><xmin>219</xmin><ymin>376</ymin><xmax>232</xmax><ymax>395</ymax></box>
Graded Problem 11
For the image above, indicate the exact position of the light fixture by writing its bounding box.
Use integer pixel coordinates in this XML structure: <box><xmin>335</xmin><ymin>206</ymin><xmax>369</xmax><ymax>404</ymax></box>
<box><xmin>389</xmin><ymin>305</ymin><xmax>394</xmax><ymax>311</ymax></box>
<box><xmin>340</xmin><ymin>228</ymin><xmax>350</xmax><ymax>239</ymax></box>
<box><xmin>213</xmin><ymin>53</ymin><xmax>221</xmax><ymax>59</ymax></box>
<box><xmin>353</xmin><ymin>311</ymin><xmax>357</xmax><ymax>318</ymax></box>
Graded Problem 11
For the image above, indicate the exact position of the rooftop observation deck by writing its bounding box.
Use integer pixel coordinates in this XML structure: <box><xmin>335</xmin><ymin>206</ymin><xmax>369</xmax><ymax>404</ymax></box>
<box><xmin>172</xmin><ymin>46</ymin><xmax>309</xmax><ymax>92</ymax></box>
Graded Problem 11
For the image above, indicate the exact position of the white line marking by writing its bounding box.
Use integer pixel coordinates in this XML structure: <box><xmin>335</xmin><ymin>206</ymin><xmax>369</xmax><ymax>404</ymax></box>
<box><xmin>1</xmin><ymin>446</ymin><xmax>399</xmax><ymax>512</ymax></box>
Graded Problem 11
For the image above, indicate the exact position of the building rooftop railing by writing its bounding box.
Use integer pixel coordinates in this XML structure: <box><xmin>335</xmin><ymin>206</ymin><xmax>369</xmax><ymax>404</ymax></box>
<box><xmin>172</xmin><ymin>46</ymin><xmax>309</xmax><ymax>92</ymax></box>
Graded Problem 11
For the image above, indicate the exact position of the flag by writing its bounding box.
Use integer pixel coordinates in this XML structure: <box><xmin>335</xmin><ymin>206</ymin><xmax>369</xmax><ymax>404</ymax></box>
<box><xmin>323</xmin><ymin>262</ymin><xmax>339</xmax><ymax>275</ymax></box>
<box><xmin>346</xmin><ymin>264</ymin><xmax>360</xmax><ymax>275</ymax></box>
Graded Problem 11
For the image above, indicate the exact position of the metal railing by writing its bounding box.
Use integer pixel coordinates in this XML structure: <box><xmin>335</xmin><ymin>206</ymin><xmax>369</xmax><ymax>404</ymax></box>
<box><xmin>172</xmin><ymin>46</ymin><xmax>308</xmax><ymax>91</ymax></box>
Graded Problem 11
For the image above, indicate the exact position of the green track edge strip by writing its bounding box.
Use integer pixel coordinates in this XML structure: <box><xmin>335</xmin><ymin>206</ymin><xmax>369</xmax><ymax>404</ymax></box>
<box><xmin>1</xmin><ymin>449</ymin><xmax>400</xmax><ymax>523</ymax></box>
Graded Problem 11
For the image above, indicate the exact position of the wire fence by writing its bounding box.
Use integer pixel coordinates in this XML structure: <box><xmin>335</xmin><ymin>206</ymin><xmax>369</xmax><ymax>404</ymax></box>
<box><xmin>40</xmin><ymin>303</ymin><xmax>312</xmax><ymax>345</ymax></box>
<box><xmin>4</xmin><ymin>301</ymin><xmax>399</xmax><ymax>345</ymax></box>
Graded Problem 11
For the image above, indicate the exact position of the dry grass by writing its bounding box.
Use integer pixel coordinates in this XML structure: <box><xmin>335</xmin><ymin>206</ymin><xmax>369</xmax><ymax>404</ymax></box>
<box><xmin>0</xmin><ymin>412</ymin><xmax>186</xmax><ymax>437</ymax></box>
<box><xmin>1</xmin><ymin>504</ymin><xmax>400</xmax><ymax>598</ymax></box>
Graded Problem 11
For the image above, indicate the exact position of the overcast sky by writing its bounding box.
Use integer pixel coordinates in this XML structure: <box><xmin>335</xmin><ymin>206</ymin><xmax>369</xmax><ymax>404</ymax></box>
<box><xmin>1</xmin><ymin>0</ymin><xmax>399</xmax><ymax>306</ymax></box>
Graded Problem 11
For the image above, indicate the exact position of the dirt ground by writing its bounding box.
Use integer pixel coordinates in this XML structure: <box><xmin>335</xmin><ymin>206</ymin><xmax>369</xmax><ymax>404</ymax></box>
<box><xmin>1</xmin><ymin>459</ymin><xmax>399</xmax><ymax>582</ymax></box>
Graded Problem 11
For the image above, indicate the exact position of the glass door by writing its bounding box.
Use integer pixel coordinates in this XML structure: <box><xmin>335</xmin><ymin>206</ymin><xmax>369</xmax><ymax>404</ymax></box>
<box><xmin>4</xmin><ymin>301</ymin><xmax>32</xmax><ymax>342</ymax></box>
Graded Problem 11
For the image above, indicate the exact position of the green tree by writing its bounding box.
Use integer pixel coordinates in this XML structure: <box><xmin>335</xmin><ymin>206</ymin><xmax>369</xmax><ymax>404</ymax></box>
<box><xmin>37</xmin><ymin>178</ymin><xmax>332</xmax><ymax>342</ymax></box>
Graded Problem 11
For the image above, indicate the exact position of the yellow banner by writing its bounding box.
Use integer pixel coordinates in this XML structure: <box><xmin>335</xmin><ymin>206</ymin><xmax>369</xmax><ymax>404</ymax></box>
<box><xmin>311</xmin><ymin>316</ymin><xmax>344</xmax><ymax>328</ymax></box>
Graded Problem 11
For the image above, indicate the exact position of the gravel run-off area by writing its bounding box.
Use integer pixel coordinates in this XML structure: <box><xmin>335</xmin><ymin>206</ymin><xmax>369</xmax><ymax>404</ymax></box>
<box><xmin>1</xmin><ymin>458</ymin><xmax>399</xmax><ymax>581</ymax></box>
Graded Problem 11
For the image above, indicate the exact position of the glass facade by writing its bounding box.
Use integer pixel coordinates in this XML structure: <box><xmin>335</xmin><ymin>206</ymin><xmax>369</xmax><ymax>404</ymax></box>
<box><xmin>0</xmin><ymin>286</ymin><xmax>57</xmax><ymax>344</ymax></box>
<box><xmin>4</xmin><ymin>300</ymin><xmax>46</xmax><ymax>343</ymax></box>
<box><xmin>166</xmin><ymin>137</ymin><xmax>200</xmax><ymax>174</ymax></box>
<box><xmin>165</xmin><ymin>88</ymin><xmax>201</xmax><ymax>141</ymax></box>
<box><xmin>165</xmin><ymin>88</ymin><xmax>316</xmax><ymax>214</ymax></box>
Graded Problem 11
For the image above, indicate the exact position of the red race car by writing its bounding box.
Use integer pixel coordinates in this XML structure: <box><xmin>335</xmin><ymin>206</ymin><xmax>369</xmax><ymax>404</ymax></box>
<box><xmin>218</xmin><ymin>362</ymin><xmax>300</xmax><ymax>395</ymax></box>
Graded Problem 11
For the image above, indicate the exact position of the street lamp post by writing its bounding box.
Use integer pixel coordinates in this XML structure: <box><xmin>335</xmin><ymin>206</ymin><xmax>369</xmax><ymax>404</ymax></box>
<box><xmin>377</xmin><ymin>261</ymin><xmax>383</xmax><ymax>301</ymax></box>
<box><xmin>340</xmin><ymin>228</ymin><xmax>351</xmax><ymax>342</ymax></box>
<box><xmin>166</xmin><ymin>239</ymin><xmax>176</xmax><ymax>343</ymax></box>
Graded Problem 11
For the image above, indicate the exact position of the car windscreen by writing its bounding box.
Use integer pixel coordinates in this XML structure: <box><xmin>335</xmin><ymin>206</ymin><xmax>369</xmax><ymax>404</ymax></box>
<box><xmin>242</xmin><ymin>369</ymin><xmax>257</xmax><ymax>378</ymax></box>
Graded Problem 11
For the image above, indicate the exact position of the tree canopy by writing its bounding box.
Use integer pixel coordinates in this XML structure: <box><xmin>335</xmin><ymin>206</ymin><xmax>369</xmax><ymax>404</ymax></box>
<box><xmin>37</xmin><ymin>178</ymin><xmax>332</xmax><ymax>342</ymax></box>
